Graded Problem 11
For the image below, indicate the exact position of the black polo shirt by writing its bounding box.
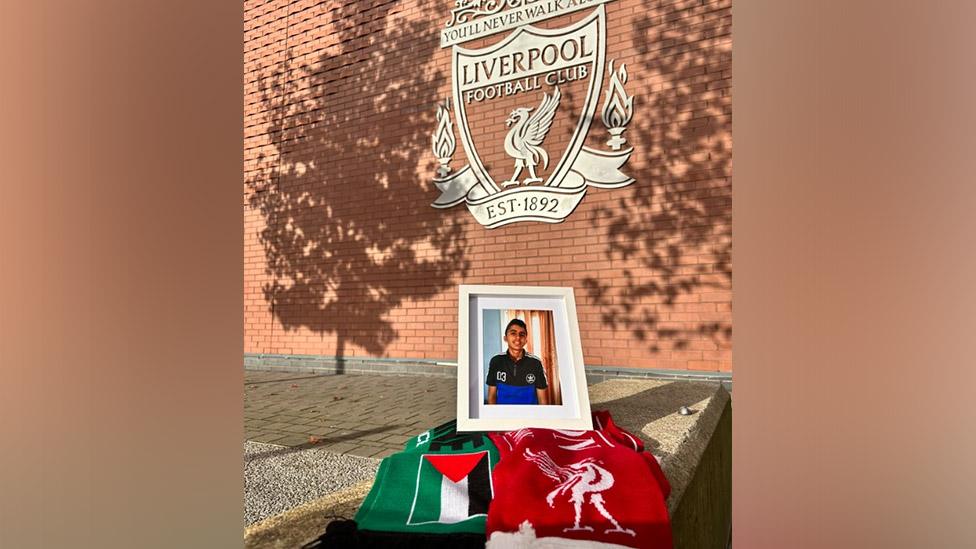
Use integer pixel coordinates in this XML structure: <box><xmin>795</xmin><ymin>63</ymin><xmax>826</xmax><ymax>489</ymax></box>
<box><xmin>486</xmin><ymin>351</ymin><xmax>547</xmax><ymax>404</ymax></box>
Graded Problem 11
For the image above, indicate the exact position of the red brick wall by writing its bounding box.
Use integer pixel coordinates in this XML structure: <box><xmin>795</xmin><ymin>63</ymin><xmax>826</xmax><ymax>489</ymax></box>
<box><xmin>244</xmin><ymin>0</ymin><xmax>732</xmax><ymax>372</ymax></box>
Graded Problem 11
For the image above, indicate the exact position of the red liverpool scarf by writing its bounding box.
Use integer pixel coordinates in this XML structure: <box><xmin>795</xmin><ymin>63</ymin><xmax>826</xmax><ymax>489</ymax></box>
<box><xmin>487</xmin><ymin>411</ymin><xmax>673</xmax><ymax>549</ymax></box>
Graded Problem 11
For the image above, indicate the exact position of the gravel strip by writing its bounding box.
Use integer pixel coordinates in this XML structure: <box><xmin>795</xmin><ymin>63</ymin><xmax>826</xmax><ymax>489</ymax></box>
<box><xmin>244</xmin><ymin>441</ymin><xmax>381</xmax><ymax>527</ymax></box>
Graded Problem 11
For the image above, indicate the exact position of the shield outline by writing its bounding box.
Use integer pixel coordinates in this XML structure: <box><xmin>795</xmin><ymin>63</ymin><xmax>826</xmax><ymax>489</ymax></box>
<box><xmin>451</xmin><ymin>6</ymin><xmax>607</xmax><ymax>194</ymax></box>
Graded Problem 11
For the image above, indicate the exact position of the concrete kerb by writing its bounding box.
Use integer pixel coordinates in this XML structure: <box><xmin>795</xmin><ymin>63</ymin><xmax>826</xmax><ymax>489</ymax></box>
<box><xmin>245</xmin><ymin>353</ymin><xmax>733</xmax><ymax>389</ymax></box>
<box><xmin>244</xmin><ymin>480</ymin><xmax>373</xmax><ymax>549</ymax></box>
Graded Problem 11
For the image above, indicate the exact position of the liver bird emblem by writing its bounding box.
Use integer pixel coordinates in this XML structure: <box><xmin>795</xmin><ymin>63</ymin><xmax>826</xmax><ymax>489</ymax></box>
<box><xmin>502</xmin><ymin>86</ymin><xmax>561</xmax><ymax>187</ymax></box>
<box><xmin>524</xmin><ymin>447</ymin><xmax>636</xmax><ymax>537</ymax></box>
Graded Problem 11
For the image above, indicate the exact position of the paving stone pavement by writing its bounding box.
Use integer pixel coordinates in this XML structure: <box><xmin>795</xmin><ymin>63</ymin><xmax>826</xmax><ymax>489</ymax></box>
<box><xmin>244</xmin><ymin>370</ymin><xmax>457</xmax><ymax>459</ymax></box>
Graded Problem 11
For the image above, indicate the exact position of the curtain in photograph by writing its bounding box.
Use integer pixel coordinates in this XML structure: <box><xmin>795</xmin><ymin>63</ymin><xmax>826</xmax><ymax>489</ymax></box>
<box><xmin>502</xmin><ymin>309</ymin><xmax>561</xmax><ymax>405</ymax></box>
<box><xmin>482</xmin><ymin>309</ymin><xmax>503</xmax><ymax>403</ymax></box>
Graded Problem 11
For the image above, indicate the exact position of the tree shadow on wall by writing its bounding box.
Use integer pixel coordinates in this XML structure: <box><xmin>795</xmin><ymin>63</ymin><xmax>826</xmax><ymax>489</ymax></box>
<box><xmin>583</xmin><ymin>6</ymin><xmax>733</xmax><ymax>355</ymax></box>
<box><xmin>246</xmin><ymin>1</ymin><xmax>467</xmax><ymax>370</ymax></box>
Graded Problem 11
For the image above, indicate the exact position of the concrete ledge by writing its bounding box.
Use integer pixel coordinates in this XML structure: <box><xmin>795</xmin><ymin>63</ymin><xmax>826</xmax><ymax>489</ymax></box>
<box><xmin>586</xmin><ymin>379</ymin><xmax>730</xmax><ymax>517</ymax></box>
<box><xmin>587</xmin><ymin>380</ymin><xmax>732</xmax><ymax>548</ymax></box>
<box><xmin>673</xmin><ymin>398</ymin><xmax>732</xmax><ymax>549</ymax></box>
<box><xmin>244</xmin><ymin>378</ymin><xmax>731</xmax><ymax>549</ymax></box>
<box><xmin>245</xmin><ymin>353</ymin><xmax>732</xmax><ymax>390</ymax></box>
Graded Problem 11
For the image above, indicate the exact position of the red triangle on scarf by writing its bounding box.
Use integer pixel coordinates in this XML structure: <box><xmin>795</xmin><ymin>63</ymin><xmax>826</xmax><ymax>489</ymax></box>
<box><xmin>424</xmin><ymin>451</ymin><xmax>486</xmax><ymax>483</ymax></box>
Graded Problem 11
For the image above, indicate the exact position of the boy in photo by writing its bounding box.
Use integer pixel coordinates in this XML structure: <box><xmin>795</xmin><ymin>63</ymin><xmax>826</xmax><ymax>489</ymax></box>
<box><xmin>486</xmin><ymin>318</ymin><xmax>549</xmax><ymax>405</ymax></box>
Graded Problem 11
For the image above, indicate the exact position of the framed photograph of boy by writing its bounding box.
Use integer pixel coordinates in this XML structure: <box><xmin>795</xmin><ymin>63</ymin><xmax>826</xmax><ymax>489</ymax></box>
<box><xmin>456</xmin><ymin>285</ymin><xmax>592</xmax><ymax>432</ymax></box>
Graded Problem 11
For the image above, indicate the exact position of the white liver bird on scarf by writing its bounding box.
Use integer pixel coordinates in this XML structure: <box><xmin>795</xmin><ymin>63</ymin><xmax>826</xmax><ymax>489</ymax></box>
<box><xmin>524</xmin><ymin>447</ymin><xmax>636</xmax><ymax>537</ymax></box>
<box><xmin>501</xmin><ymin>86</ymin><xmax>561</xmax><ymax>187</ymax></box>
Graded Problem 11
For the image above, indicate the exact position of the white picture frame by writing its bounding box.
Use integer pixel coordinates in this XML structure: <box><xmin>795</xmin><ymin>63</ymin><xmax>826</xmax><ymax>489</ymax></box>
<box><xmin>456</xmin><ymin>284</ymin><xmax>593</xmax><ymax>432</ymax></box>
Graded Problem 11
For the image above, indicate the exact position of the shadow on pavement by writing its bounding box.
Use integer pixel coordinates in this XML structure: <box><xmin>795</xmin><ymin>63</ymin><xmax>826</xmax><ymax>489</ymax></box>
<box><xmin>246</xmin><ymin>425</ymin><xmax>405</xmax><ymax>462</ymax></box>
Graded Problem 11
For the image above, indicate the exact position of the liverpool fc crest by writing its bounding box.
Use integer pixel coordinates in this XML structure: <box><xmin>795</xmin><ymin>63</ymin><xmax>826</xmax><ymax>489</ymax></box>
<box><xmin>431</xmin><ymin>1</ymin><xmax>636</xmax><ymax>228</ymax></box>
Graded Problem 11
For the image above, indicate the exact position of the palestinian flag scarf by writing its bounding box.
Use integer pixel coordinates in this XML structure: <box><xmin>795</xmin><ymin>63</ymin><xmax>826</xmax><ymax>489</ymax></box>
<box><xmin>354</xmin><ymin>420</ymin><xmax>500</xmax><ymax>535</ymax></box>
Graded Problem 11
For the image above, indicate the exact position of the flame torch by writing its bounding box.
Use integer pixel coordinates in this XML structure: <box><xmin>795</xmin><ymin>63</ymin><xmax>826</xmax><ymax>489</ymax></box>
<box><xmin>432</xmin><ymin>99</ymin><xmax>456</xmax><ymax>178</ymax></box>
<box><xmin>601</xmin><ymin>60</ymin><xmax>634</xmax><ymax>151</ymax></box>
